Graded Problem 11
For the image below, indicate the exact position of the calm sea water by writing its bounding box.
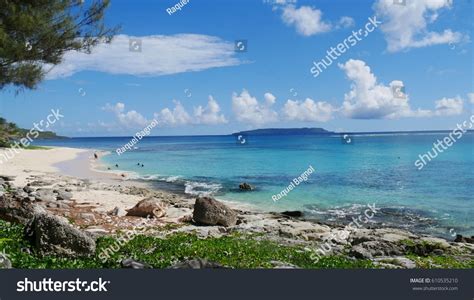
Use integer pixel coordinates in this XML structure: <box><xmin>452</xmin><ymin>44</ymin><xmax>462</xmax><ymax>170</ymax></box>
<box><xmin>36</xmin><ymin>133</ymin><xmax>474</xmax><ymax>237</ymax></box>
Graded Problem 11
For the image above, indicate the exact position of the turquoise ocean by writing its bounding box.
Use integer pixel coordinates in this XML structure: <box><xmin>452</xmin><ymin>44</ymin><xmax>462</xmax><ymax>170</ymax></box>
<box><xmin>36</xmin><ymin>132</ymin><xmax>474</xmax><ymax>238</ymax></box>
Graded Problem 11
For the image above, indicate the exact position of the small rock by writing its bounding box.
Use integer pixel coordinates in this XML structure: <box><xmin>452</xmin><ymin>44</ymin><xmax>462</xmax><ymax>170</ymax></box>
<box><xmin>373</xmin><ymin>256</ymin><xmax>416</xmax><ymax>269</ymax></box>
<box><xmin>29</xmin><ymin>180</ymin><xmax>51</xmax><ymax>187</ymax></box>
<box><xmin>178</xmin><ymin>215</ymin><xmax>193</xmax><ymax>223</ymax></box>
<box><xmin>15</xmin><ymin>191</ymin><xmax>29</xmax><ymax>200</ymax></box>
<box><xmin>126</xmin><ymin>197</ymin><xmax>167</xmax><ymax>218</ymax></box>
<box><xmin>23</xmin><ymin>186</ymin><xmax>35</xmax><ymax>193</ymax></box>
<box><xmin>454</xmin><ymin>234</ymin><xmax>474</xmax><ymax>244</ymax></box>
<box><xmin>56</xmin><ymin>203</ymin><xmax>70</xmax><ymax>209</ymax></box>
<box><xmin>121</xmin><ymin>258</ymin><xmax>151</xmax><ymax>269</ymax></box>
<box><xmin>56</xmin><ymin>190</ymin><xmax>73</xmax><ymax>201</ymax></box>
<box><xmin>80</xmin><ymin>213</ymin><xmax>96</xmax><ymax>223</ymax></box>
<box><xmin>24</xmin><ymin>196</ymin><xmax>36</xmax><ymax>202</ymax></box>
<box><xmin>270</xmin><ymin>260</ymin><xmax>298</xmax><ymax>269</ymax></box>
<box><xmin>169</xmin><ymin>258</ymin><xmax>226</xmax><ymax>269</ymax></box>
<box><xmin>0</xmin><ymin>175</ymin><xmax>15</xmax><ymax>182</ymax></box>
<box><xmin>0</xmin><ymin>253</ymin><xmax>12</xmax><ymax>269</ymax></box>
<box><xmin>281</xmin><ymin>211</ymin><xmax>303</xmax><ymax>218</ymax></box>
<box><xmin>34</xmin><ymin>189</ymin><xmax>56</xmax><ymax>202</ymax></box>
<box><xmin>239</xmin><ymin>182</ymin><xmax>253</xmax><ymax>191</ymax></box>
<box><xmin>109</xmin><ymin>206</ymin><xmax>127</xmax><ymax>217</ymax></box>
<box><xmin>349</xmin><ymin>244</ymin><xmax>373</xmax><ymax>259</ymax></box>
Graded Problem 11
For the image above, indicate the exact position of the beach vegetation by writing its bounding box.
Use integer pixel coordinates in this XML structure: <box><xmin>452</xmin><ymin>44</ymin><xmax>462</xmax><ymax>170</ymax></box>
<box><xmin>0</xmin><ymin>117</ymin><xmax>62</xmax><ymax>148</ymax></box>
<box><xmin>0</xmin><ymin>0</ymin><xmax>119</xmax><ymax>91</ymax></box>
<box><xmin>1</xmin><ymin>219</ymin><xmax>375</xmax><ymax>269</ymax></box>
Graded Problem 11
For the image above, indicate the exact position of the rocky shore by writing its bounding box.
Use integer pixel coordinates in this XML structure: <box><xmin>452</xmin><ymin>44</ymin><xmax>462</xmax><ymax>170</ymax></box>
<box><xmin>1</xmin><ymin>169</ymin><xmax>473</xmax><ymax>269</ymax></box>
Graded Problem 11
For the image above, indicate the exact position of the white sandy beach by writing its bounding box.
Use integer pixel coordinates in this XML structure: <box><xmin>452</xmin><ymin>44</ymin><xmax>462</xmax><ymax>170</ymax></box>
<box><xmin>0</xmin><ymin>147</ymin><xmax>146</xmax><ymax>213</ymax></box>
<box><xmin>0</xmin><ymin>147</ymin><xmax>87</xmax><ymax>186</ymax></box>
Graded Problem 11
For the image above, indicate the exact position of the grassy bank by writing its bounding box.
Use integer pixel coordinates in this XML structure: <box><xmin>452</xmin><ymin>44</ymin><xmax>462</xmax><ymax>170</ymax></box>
<box><xmin>0</xmin><ymin>220</ymin><xmax>374</xmax><ymax>269</ymax></box>
<box><xmin>2</xmin><ymin>220</ymin><xmax>472</xmax><ymax>269</ymax></box>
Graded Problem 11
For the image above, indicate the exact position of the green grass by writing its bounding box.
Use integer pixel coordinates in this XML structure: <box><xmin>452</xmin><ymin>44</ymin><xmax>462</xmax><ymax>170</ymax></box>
<box><xmin>406</xmin><ymin>254</ymin><xmax>474</xmax><ymax>269</ymax></box>
<box><xmin>399</xmin><ymin>239</ymin><xmax>447</xmax><ymax>255</ymax></box>
<box><xmin>0</xmin><ymin>220</ymin><xmax>375</xmax><ymax>269</ymax></box>
<box><xmin>398</xmin><ymin>239</ymin><xmax>474</xmax><ymax>268</ymax></box>
<box><xmin>23</xmin><ymin>145</ymin><xmax>50</xmax><ymax>150</ymax></box>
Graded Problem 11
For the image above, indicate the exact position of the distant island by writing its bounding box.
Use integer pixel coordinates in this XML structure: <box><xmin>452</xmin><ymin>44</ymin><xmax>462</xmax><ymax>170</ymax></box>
<box><xmin>232</xmin><ymin>127</ymin><xmax>473</xmax><ymax>137</ymax></box>
<box><xmin>233</xmin><ymin>128</ymin><xmax>334</xmax><ymax>136</ymax></box>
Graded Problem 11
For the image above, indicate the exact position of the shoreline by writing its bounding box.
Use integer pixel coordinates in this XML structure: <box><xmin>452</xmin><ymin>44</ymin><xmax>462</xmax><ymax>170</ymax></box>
<box><xmin>0</xmin><ymin>146</ymin><xmax>465</xmax><ymax>237</ymax></box>
<box><xmin>1</xmin><ymin>146</ymin><xmax>473</xmax><ymax>269</ymax></box>
<box><xmin>0</xmin><ymin>146</ymin><xmax>467</xmax><ymax>236</ymax></box>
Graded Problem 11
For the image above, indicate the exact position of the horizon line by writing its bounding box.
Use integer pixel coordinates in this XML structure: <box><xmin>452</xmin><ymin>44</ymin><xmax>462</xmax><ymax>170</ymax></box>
<box><xmin>52</xmin><ymin>128</ymin><xmax>474</xmax><ymax>139</ymax></box>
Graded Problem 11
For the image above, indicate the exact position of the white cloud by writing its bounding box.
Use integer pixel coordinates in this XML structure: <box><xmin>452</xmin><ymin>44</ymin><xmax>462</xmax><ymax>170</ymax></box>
<box><xmin>434</xmin><ymin>97</ymin><xmax>463</xmax><ymax>116</ymax></box>
<box><xmin>102</xmin><ymin>102</ymin><xmax>149</xmax><ymax>128</ymax></box>
<box><xmin>154</xmin><ymin>101</ymin><xmax>192</xmax><ymax>127</ymax></box>
<box><xmin>338</xmin><ymin>59</ymin><xmax>411</xmax><ymax>119</ymax></box>
<box><xmin>374</xmin><ymin>0</ymin><xmax>465</xmax><ymax>52</ymax></box>
<box><xmin>232</xmin><ymin>90</ymin><xmax>279</xmax><ymax>125</ymax></box>
<box><xmin>281</xmin><ymin>5</ymin><xmax>332</xmax><ymax>36</ymax></box>
<box><xmin>194</xmin><ymin>96</ymin><xmax>228</xmax><ymax>125</ymax></box>
<box><xmin>45</xmin><ymin>34</ymin><xmax>243</xmax><ymax>79</ymax></box>
<box><xmin>152</xmin><ymin>97</ymin><xmax>228</xmax><ymax>127</ymax></box>
<box><xmin>264</xmin><ymin>92</ymin><xmax>276</xmax><ymax>105</ymax></box>
<box><xmin>338</xmin><ymin>59</ymin><xmax>463</xmax><ymax>119</ymax></box>
<box><xmin>283</xmin><ymin>98</ymin><xmax>334</xmax><ymax>122</ymax></box>
<box><xmin>264</xmin><ymin>0</ymin><xmax>296</xmax><ymax>5</ymax></box>
<box><xmin>337</xmin><ymin>16</ymin><xmax>355</xmax><ymax>29</ymax></box>
<box><xmin>468</xmin><ymin>93</ymin><xmax>474</xmax><ymax>104</ymax></box>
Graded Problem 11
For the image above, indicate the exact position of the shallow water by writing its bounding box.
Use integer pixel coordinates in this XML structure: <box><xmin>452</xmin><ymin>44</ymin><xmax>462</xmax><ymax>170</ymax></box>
<box><xmin>36</xmin><ymin>132</ymin><xmax>474</xmax><ymax>237</ymax></box>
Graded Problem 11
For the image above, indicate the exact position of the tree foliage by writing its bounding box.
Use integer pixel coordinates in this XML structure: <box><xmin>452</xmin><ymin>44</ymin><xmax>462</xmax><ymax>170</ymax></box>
<box><xmin>0</xmin><ymin>0</ymin><xmax>119</xmax><ymax>91</ymax></box>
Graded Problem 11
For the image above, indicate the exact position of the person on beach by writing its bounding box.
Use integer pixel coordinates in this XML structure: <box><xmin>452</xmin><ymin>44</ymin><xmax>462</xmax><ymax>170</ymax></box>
<box><xmin>94</xmin><ymin>153</ymin><xmax>98</xmax><ymax>159</ymax></box>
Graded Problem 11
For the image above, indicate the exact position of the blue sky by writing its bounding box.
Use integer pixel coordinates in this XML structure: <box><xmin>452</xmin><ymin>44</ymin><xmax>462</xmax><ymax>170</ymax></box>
<box><xmin>0</xmin><ymin>0</ymin><xmax>473</xmax><ymax>137</ymax></box>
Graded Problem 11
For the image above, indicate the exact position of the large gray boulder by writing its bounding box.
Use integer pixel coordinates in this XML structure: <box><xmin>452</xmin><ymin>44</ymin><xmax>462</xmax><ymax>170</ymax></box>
<box><xmin>193</xmin><ymin>197</ymin><xmax>237</xmax><ymax>227</ymax></box>
<box><xmin>0</xmin><ymin>192</ymin><xmax>37</xmax><ymax>224</ymax></box>
<box><xmin>25</xmin><ymin>212</ymin><xmax>96</xmax><ymax>257</ymax></box>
